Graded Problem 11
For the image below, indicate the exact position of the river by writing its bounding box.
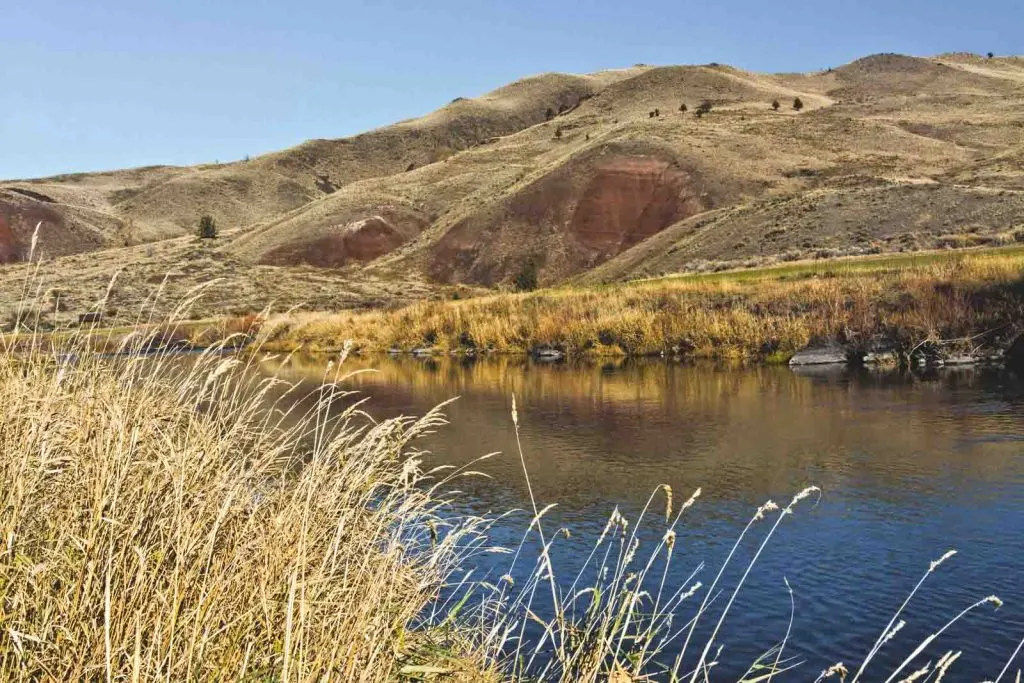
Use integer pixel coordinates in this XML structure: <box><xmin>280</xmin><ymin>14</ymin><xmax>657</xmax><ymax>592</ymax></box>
<box><xmin>264</xmin><ymin>353</ymin><xmax>1024</xmax><ymax>680</ymax></box>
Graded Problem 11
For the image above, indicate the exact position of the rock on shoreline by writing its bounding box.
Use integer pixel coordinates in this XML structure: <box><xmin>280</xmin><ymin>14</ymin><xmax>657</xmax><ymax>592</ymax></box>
<box><xmin>788</xmin><ymin>346</ymin><xmax>850</xmax><ymax>366</ymax></box>
<box><xmin>790</xmin><ymin>335</ymin><xmax>1023</xmax><ymax>371</ymax></box>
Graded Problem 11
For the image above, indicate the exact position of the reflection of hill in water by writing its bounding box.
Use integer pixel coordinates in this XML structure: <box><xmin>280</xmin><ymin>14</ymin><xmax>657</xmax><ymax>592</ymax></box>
<box><xmin>260</xmin><ymin>354</ymin><xmax>1024</xmax><ymax>512</ymax></box>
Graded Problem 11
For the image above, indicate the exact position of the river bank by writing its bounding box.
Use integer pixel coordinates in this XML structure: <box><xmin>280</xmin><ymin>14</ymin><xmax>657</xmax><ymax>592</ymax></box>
<box><xmin>4</xmin><ymin>325</ymin><xmax>1024</xmax><ymax>679</ymax></box>
<box><xmin>261</xmin><ymin>246</ymin><xmax>1024</xmax><ymax>366</ymax></box>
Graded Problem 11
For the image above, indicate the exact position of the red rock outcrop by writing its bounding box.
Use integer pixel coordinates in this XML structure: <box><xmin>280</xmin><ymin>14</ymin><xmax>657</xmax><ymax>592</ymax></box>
<box><xmin>0</xmin><ymin>215</ymin><xmax>20</xmax><ymax>263</ymax></box>
<box><xmin>569</xmin><ymin>157</ymin><xmax>704</xmax><ymax>255</ymax></box>
<box><xmin>429</xmin><ymin>151</ymin><xmax>709</xmax><ymax>284</ymax></box>
<box><xmin>0</xmin><ymin>192</ymin><xmax>105</xmax><ymax>259</ymax></box>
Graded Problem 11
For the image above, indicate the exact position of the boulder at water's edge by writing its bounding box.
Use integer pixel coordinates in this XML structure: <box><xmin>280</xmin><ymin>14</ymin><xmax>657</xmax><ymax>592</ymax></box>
<box><xmin>789</xmin><ymin>346</ymin><xmax>849</xmax><ymax>366</ymax></box>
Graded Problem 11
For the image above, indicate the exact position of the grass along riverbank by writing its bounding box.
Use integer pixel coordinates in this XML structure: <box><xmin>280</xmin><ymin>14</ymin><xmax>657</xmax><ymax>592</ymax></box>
<box><xmin>264</xmin><ymin>246</ymin><xmax>1024</xmax><ymax>362</ymax></box>
<box><xmin>3</xmin><ymin>330</ymin><xmax>1023</xmax><ymax>680</ymax></box>
<box><xmin>0</xmin><ymin>336</ymin><xmax>499</xmax><ymax>680</ymax></box>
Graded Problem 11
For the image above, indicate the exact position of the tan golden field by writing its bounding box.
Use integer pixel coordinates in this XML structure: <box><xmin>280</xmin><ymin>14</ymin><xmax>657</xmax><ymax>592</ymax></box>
<box><xmin>262</xmin><ymin>246</ymin><xmax>1024</xmax><ymax>361</ymax></box>
<box><xmin>2</xmin><ymin>52</ymin><xmax>1024</xmax><ymax>335</ymax></box>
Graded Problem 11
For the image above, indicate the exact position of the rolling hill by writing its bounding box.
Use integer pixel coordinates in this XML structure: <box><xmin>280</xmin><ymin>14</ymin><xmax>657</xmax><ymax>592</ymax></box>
<box><xmin>2</xmin><ymin>52</ymin><xmax>1023</xmax><ymax>323</ymax></box>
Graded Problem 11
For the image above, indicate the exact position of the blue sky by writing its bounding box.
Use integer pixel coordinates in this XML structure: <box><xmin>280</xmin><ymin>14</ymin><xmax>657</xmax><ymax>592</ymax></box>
<box><xmin>1</xmin><ymin>0</ymin><xmax>1018</xmax><ymax>179</ymax></box>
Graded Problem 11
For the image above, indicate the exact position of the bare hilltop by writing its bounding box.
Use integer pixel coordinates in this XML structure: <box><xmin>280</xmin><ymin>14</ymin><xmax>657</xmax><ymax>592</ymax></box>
<box><xmin>2</xmin><ymin>52</ymin><xmax>1023</xmax><ymax>322</ymax></box>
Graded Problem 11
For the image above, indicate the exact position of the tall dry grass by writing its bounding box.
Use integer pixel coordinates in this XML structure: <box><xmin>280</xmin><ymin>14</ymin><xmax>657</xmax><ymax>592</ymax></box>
<box><xmin>265</xmin><ymin>250</ymin><xmax>1024</xmax><ymax>361</ymax></box>
<box><xmin>0</xmin><ymin>326</ymin><xmax>501</xmax><ymax>680</ymax></box>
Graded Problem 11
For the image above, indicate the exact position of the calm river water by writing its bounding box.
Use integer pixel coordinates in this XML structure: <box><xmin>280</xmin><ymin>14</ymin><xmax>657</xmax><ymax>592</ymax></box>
<box><xmin>266</xmin><ymin>354</ymin><xmax>1024</xmax><ymax>680</ymax></box>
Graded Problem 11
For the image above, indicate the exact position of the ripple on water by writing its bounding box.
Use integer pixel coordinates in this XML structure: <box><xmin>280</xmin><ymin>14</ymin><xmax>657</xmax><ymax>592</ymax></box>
<box><xmin>265</xmin><ymin>356</ymin><xmax>1024</xmax><ymax>678</ymax></box>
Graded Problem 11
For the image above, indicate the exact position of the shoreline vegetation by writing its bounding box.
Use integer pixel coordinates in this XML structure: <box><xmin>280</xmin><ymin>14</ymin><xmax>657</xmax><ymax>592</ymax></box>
<box><xmin>2</xmin><ymin>326</ymin><xmax>1023</xmax><ymax>680</ymax></box>
<box><xmin>5</xmin><ymin>246</ymin><xmax>1024</xmax><ymax>370</ymax></box>
<box><xmin>261</xmin><ymin>246</ymin><xmax>1024</xmax><ymax>366</ymax></box>
<box><xmin>0</xmin><ymin>335</ymin><xmax>494</xmax><ymax>680</ymax></box>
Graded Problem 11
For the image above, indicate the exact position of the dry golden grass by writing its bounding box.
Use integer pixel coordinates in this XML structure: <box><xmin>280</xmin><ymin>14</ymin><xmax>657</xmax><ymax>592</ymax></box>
<box><xmin>0</xmin><ymin>231</ymin><xmax>452</xmax><ymax>331</ymax></box>
<box><xmin>263</xmin><ymin>248</ymin><xmax>1024</xmax><ymax>361</ymax></box>
<box><xmin>0</xmin><ymin>333</ymin><xmax>501</xmax><ymax>681</ymax></box>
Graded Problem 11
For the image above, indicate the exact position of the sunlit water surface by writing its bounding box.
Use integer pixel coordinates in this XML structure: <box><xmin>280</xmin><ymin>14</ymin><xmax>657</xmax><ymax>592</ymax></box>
<box><xmin>264</xmin><ymin>355</ymin><xmax>1024</xmax><ymax>680</ymax></box>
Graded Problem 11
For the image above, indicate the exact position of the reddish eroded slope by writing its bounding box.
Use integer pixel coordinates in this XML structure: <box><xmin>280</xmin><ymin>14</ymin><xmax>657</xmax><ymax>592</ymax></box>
<box><xmin>0</xmin><ymin>189</ymin><xmax>118</xmax><ymax>258</ymax></box>
<box><xmin>0</xmin><ymin>216</ymin><xmax>20</xmax><ymax>263</ymax></box>
<box><xmin>570</xmin><ymin>157</ymin><xmax>704</xmax><ymax>253</ymax></box>
<box><xmin>429</xmin><ymin>147</ymin><xmax>715</xmax><ymax>285</ymax></box>
<box><xmin>0</xmin><ymin>193</ymin><xmax>96</xmax><ymax>260</ymax></box>
<box><xmin>262</xmin><ymin>213</ymin><xmax>426</xmax><ymax>268</ymax></box>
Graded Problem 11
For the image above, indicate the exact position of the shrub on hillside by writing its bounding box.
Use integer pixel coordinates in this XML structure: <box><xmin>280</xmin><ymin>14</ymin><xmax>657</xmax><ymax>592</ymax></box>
<box><xmin>197</xmin><ymin>214</ymin><xmax>217</xmax><ymax>239</ymax></box>
<box><xmin>42</xmin><ymin>288</ymin><xmax>69</xmax><ymax>314</ymax></box>
<box><xmin>793</xmin><ymin>97</ymin><xmax>805</xmax><ymax>111</ymax></box>
<box><xmin>115</xmin><ymin>218</ymin><xmax>137</xmax><ymax>247</ymax></box>
<box><xmin>771</xmin><ymin>99</ymin><xmax>780</xmax><ymax>111</ymax></box>
<box><xmin>513</xmin><ymin>260</ymin><xmax>539</xmax><ymax>291</ymax></box>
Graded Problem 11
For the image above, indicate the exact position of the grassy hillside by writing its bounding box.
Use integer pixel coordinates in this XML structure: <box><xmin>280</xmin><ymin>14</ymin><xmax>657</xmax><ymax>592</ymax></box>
<box><xmin>0</xmin><ymin>69</ymin><xmax>636</xmax><ymax>256</ymax></box>
<box><xmin>2</xmin><ymin>53</ymin><xmax>1024</xmax><ymax>325</ymax></box>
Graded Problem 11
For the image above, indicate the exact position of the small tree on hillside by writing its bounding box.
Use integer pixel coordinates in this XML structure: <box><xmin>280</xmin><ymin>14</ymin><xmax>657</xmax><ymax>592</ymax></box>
<box><xmin>513</xmin><ymin>260</ymin><xmax>539</xmax><ymax>292</ymax></box>
<box><xmin>545</xmin><ymin>107</ymin><xmax>555</xmax><ymax>120</ymax></box>
<box><xmin>554</xmin><ymin>126</ymin><xmax>563</xmax><ymax>139</ymax></box>
<box><xmin>793</xmin><ymin>97</ymin><xmax>805</xmax><ymax>112</ymax></box>
<box><xmin>771</xmin><ymin>99</ymin><xmax>780</xmax><ymax>111</ymax></box>
<box><xmin>197</xmin><ymin>214</ymin><xmax>217</xmax><ymax>239</ymax></box>
<box><xmin>679</xmin><ymin>103</ymin><xmax>687</xmax><ymax>113</ymax></box>
<box><xmin>987</xmin><ymin>52</ymin><xmax>995</xmax><ymax>59</ymax></box>
<box><xmin>695</xmin><ymin>100</ymin><xmax>713</xmax><ymax>118</ymax></box>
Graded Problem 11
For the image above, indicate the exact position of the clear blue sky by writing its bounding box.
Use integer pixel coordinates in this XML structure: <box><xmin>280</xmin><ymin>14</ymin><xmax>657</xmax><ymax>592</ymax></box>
<box><xmin>2</xmin><ymin>0</ymin><xmax>1018</xmax><ymax>179</ymax></box>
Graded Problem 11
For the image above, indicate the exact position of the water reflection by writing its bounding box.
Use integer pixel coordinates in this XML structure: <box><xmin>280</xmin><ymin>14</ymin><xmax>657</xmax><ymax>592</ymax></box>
<box><xmin>261</xmin><ymin>354</ymin><xmax>1024</xmax><ymax>680</ymax></box>
<box><xmin>265</xmin><ymin>355</ymin><xmax>1023</xmax><ymax>508</ymax></box>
